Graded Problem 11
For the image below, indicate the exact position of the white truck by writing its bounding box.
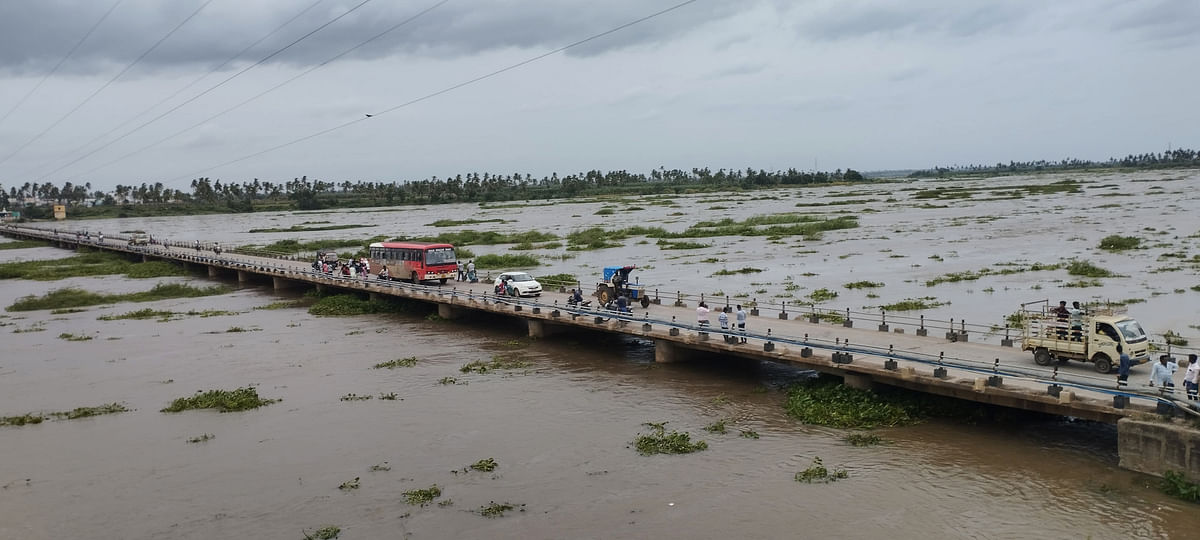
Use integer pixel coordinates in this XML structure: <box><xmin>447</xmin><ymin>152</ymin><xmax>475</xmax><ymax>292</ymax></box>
<box><xmin>1020</xmin><ymin>301</ymin><xmax>1150</xmax><ymax>373</ymax></box>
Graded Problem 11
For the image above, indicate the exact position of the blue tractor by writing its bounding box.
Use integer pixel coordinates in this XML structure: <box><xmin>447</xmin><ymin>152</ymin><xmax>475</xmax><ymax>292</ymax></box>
<box><xmin>596</xmin><ymin>265</ymin><xmax>651</xmax><ymax>309</ymax></box>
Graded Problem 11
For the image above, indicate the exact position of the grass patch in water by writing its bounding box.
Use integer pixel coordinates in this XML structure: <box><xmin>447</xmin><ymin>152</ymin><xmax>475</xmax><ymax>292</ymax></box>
<box><xmin>307</xmin><ymin>294</ymin><xmax>420</xmax><ymax>317</ymax></box>
<box><xmin>413</xmin><ymin>229</ymin><xmax>557</xmax><ymax>246</ymax></box>
<box><xmin>785</xmin><ymin>378</ymin><xmax>919</xmax><ymax>428</ymax></box>
<box><xmin>57</xmin><ymin>332</ymin><xmax>93</xmax><ymax>341</ymax></box>
<box><xmin>473</xmin><ymin>253</ymin><xmax>540</xmax><ymax>268</ymax></box>
<box><xmin>98</xmin><ymin>308</ymin><xmax>238</xmax><ymax>321</ymax></box>
<box><xmin>877</xmin><ymin>297</ymin><xmax>947</xmax><ymax>311</ymax></box>
<box><xmin>806</xmin><ymin>288</ymin><xmax>838</xmax><ymax>303</ymax></box>
<box><xmin>844</xmin><ymin>433</ymin><xmax>885</xmax><ymax>446</ymax></box>
<box><xmin>254</xmin><ymin>300</ymin><xmax>305</xmax><ymax>310</ymax></box>
<box><xmin>187</xmin><ymin>433</ymin><xmax>214</xmax><ymax>443</ymax></box>
<box><xmin>703</xmin><ymin>419</ymin><xmax>728</xmax><ymax>434</ymax></box>
<box><xmin>470</xmin><ymin>458</ymin><xmax>498</xmax><ymax>472</ymax></box>
<box><xmin>340</xmin><ymin>393</ymin><xmax>372</xmax><ymax>401</ymax></box>
<box><xmin>460</xmin><ymin>355</ymin><xmax>532</xmax><ymax>374</ymax></box>
<box><xmin>0</xmin><ymin>240</ymin><xmax>49</xmax><ymax>250</ymax></box>
<box><xmin>712</xmin><ymin>267</ymin><xmax>763</xmax><ymax>276</ymax></box>
<box><xmin>248</xmin><ymin>224</ymin><xmax>364</xmax><ymax>233</ymax></box>
<box><xmin>1098</xmin><ymin>235</ymin><xmax>1141</xmax><ymax>251</ymax></box>
<box><xmin>338</xmin><ymin>477</ymin><xmax>361</xmax><ymax>490</ymax></box>
<box><xmin>794</xmin><ymin>457</ymin><xmax>848</xmax><ymax>483</ymax></box>
<box><xmin>49</xmin><ymin>307</ymin><xmax>88</xmax><ymax>314</ymax></box>
<box><xmin>659</xmin><ymin>240</ymin><xmax>710</xmax><ymax>250</ymax></box>
<box><xmin>302</xmin><ymin>525</ymin><xmax>341</xmax><ymax>540</ymax></box>
<box><xmin>0</xmin><ymin>251</ymin><xmax>188</xmax><ymax>281</ymax></box>
<box><xmin>478</xmin><ymin>501</ymin><xmax>525</xmax><ymax>518</ymax></box>
<box><xmin>844</xmin><ymin>281</ymin><xmax>884</xmax><ymax>289</ymax></box>
<box><xmin>1066</xmin><ymin>260</ymin><xmax>1117</xmax><ymax>278</ymax></box>
<box><xmin>402</xmin><ymin>485</ymin><xmax>442</xmax><ymax>505</ymax></box>
<box><xmin>7</xmin><ymin>283</ymin><xmax>232</xmax><ymax>312</ymax></box>
<box><xmin>633</xmin><ymin>422</ymin><xmax>708</xmax><ymax>455</ymax></box>
<box><xmin>1160</xmin><ymin>471</ymin><xmax>1200</xmax><ymax>503</ymax></box>
<box><xmin>374</xmin><ymin>357</ymin><xmax>418</xmax><ymax>369</ymax></box>
<box><xmin>161</xmin><ymin>387</ymin><xmax>278</xmax><ymax>413</ymax></box>
<box><xmin>427</xmin><ymin>218</ymin><xmax>506</xmax><ymax>227</ymax></box>
<box><xmin>0</xmin><ymin>413</ymin><xmax>45</xmax><ymax>426</ymax></box>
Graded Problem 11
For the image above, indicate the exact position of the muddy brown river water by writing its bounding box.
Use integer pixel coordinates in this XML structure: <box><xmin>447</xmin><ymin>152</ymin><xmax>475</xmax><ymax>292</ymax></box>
<box><xmin>3</xmin><ymin>170</ymin><xmax>1200</xmax><ymax>539</ymax></box>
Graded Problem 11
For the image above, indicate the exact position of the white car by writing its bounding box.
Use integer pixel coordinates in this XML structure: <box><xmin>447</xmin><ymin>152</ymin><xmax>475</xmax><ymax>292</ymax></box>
<box><xmin>494</xmin><ymin>272</ymin><xmax>542</xmax><ymax>297</ymax></box>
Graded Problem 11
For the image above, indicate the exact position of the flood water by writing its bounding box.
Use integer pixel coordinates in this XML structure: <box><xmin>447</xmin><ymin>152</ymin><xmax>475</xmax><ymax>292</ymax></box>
<box><xmin>3</xmin><ymin>170</ymin><xmax>1200</xmax><ymax>539</ymax></box>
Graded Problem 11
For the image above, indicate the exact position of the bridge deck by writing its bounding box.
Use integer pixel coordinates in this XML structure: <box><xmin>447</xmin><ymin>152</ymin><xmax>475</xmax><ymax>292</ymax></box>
<box><xmin>4</xmin><ymin>224</ymin><xmax>1184</xmax><ymax>423</ymax></box>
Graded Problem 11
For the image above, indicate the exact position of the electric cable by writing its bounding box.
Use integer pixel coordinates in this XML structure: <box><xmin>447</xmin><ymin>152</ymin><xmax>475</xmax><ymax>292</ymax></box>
<box><xmin>166</xmin><ymin>0</ymin><xmax>701</xmax><ymax>183</ymax></box>
<box><xmin>0</xmin><ymin>0</ymin><xmax>216</xmax><ymax>169</ymax></box>
<box><xmin>0</xmin><ymin>0</ymin><xmax>124</xmax><ymax>129</ymax></box>
<box><xmin>21</xmin><ymin>0</ymin><xmax>329</xmax><ymax>182</ymax></box>
<box><xmin>63</xmin><ymin>0</ymin><xmax>451</xmax><ymax>182</ymax></box>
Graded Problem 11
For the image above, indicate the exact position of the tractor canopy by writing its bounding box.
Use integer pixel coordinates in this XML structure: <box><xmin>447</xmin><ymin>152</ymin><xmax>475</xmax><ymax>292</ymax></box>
<box><xmin>602</xmin><ymin>265</ymin><xmax>636</xmax><ymax>281</ymax></box>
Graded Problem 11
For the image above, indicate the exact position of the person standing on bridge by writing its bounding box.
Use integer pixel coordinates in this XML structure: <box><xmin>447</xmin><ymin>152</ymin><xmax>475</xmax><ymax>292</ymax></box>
<box><xmin>1149</xmin><ymin>355</ymin><xmax>1176</xmax><ymax>392</ymax></box>
<box><xmin>736</xmin><ymin>305</ymin><xmax>747</xmax><ymax>343</ymax></box>
<box><xmin>1117</xmin><ymin>345</ymin><xmax>1132</xmax><ymax>387</ymax></box>
<box><xmin>697</xmin><ymin>302</ymin><xmax>710</xmax><ymax>328</ymax></box>
<box><xmin>1184</xmin><ymin>354</ymin><xmax>1199</xmax><ymax>401</ymax></box>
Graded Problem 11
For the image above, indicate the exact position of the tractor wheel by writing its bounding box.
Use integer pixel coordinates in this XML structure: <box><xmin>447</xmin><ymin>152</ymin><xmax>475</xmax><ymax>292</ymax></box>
<box><xmin>598</xmin><ymin>289</ymin><xmax>611</xmax><ymax>306</ymax></box>
<box><xmin>640</xmin><ymin>296</ymin><xmax>651</xmax><ymax>308</ymax></box>
<box><xmin>1092</xmin><ymin>353</ymin><xmax>1113</xmax><ymax>374</ymax></box>
<box><xmin>1033</xmin><ymin>348</ymin><xmax>1052</xmax><ymax>366</ymax></box>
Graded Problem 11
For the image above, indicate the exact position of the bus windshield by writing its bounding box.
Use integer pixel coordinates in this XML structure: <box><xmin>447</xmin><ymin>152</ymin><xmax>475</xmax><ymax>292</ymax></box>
<box><xmin>1116</xmin><ymin>319</ymin><xmax>1147</xmax><ymax>344</ymax></box>
<box><xmin>425</xmin><ymin>247</ymin><xmax>456</xmax><ymax>266</ymax></box>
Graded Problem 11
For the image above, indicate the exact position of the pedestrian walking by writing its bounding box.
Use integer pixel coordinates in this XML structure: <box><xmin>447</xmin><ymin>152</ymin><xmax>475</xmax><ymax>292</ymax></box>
<box><xmin>735</xmin><ymin>304</ymin><xmax>747</xmax><ymax>343</ymax></box>
<box><xmin>696</xmin><ymin>302</ymin><xmax>710</xmax><ymax>328</ymax></box>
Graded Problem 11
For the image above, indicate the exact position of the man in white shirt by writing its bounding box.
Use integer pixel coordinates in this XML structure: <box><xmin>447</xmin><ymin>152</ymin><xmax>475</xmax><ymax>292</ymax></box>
<box><xmin>1149</xmin><ymin>356</ymin><xmax>1177</xmax><ymax>392</ymax></box>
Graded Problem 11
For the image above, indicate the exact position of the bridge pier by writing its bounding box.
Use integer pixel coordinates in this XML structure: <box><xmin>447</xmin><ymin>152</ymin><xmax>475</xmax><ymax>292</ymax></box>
<box><xmin>142</xmin><ymin>254</ymin><xmax>151</xmax><ymax>263</ymax></box>
<box><xmin>207</xmin><ymin>265</ymin><xmax>221</xmax><ymax>278</ymax></box>
<box><xmin>842</xmin><ymin>373</ymin><xmax>876</xmax><ymax>391</ymax></box>
<box><xmin>437</xmin><ymin>303</ymin><xmax>461</xmax><ymax>320</ymax></box>
<box><xmin>654</xmin><ymin>340</ymin><xmax>693</xmax><ymax>363</ymax></box>
<box><xmin>1118</xmin><ymin>418</ymin><xmax>1200</xmax><ymax>482</ymax></box>
<box><xmin>273</xmin><ymin>277</ymin><xmax>300</xmax><ymax>290</ymax></box>
<box><xmin>526</xmin><ymin>319</ymin><xmax>563</xmax><ymax>338</ymax></box>
<box><xmin>237</xmin><ymin>270</ymin><xmax>250</xmax><ymax>283</ymax></box>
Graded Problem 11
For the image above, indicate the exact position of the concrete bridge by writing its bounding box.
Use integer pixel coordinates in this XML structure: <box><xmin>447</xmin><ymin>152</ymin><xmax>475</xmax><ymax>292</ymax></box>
<box><xmin>4</xmin><ymin>223</ymin><xmax>1199</xmax><ymax>481</ymax></box>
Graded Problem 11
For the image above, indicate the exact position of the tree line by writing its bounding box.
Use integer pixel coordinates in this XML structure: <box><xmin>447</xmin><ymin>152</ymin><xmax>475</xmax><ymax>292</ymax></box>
<box><xmin>908</xmin><ymin>148</ymin><xmax>1200</xmax><ymax>177</ymax></box>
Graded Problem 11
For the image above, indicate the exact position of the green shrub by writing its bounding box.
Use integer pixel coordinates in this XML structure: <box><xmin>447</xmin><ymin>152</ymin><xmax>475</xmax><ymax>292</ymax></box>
<box><xmin>161</xmin><ymin>387</ymin><xmax>277</xmax><ymax>413</ymax></box>
<box><xmin>473</xmin><ymin>253</ymin><xmax>540</xmax><ymax>268</ymax></box>
<box><xmin>1098</xmin><ymin>235</ymin><xmax>1141</xmax><ymax>251</ymax></box>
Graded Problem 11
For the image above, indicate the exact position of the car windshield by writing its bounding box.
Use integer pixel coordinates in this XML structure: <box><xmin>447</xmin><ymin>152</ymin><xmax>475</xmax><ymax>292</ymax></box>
<box><xmin>507</xmin><ymin>273</ymin><xmax>534</xmax><ymax>282</ymax></box>
<box><xmin>1116</xmin><ymin>319</ymin><xmax>1147</xmax><ymax>343</ymax></box>
<box><xmin>424</xmin><ymin>247</ymin><xmax>456</xmax><ymax>265</ymax></box>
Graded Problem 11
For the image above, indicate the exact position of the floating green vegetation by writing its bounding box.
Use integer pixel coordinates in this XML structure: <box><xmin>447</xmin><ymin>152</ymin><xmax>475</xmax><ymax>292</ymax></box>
<box><xmin>427</xmin><ymin>218</ymin><xmax>507</xmax><ymax>227</ymax></box>
<box><xmin>595</xmin><ymin>208</ymin><xmax>615</xmax><ymax>215</ymax></box>
<box><xmin>307</xmin><ymin>294</ymin><xmax>419</xmax><ymax>317</ymax></box>
<box><xmin>257</xmin><ymin>237</ymin><xmax>383</xmax><ymax>254</ymax></box>
<box><xmin>659</xmin><ymin>240</ymin><xmax>710</xmax><ymax>250</ymax></box>
<box><xmin>1164</xmin><ymin>331</ymin><xmax>1189</xmax><ymax>347</ymax></box>
<box><xmin>703</xmin><ymin>420</ymin><xmax>728</xmax><ymax>434</ymax></box>
<box><xmin>374</xmin><ymin>357</ymin><xmax>418</xmax><ymax>369</ymax></box>
<box><xmin>437</xmin><ymin>376</ymin><xmax>464</xmax><ymax>385</ymax></box>
<box><xmin>1066</xmin><ymin>260</ymin><xmax>1117</xmax><ymax>278</ymax></box>
<box><xmin>1063</xmin><ymin>279</ymin><xmax>1102</xmax><ymax>288</ymax></box>
<box><xmin>633</xmin><ymin>423</ymin><xmax>708</xmax><ymax>455</ymax></box>
<box><xmin>249</xmin><ymin>224</ymin><xmax>365</xmax><ymax>233</ymax></box>
<box><xmin>739</xmin><ymin>429</ymin><xmax>760</xmax><ymax>439</ymax></box>
<box><xmin>1098</xmin><ymin>235</ymin><xmax>1141</xmax><ymax>251</ymax></box>
<box><xmin>369</xmin><ymin>462</ymin><xmax>391</xmax><ymax>471</ymax></box>
<box><xmin>7</xmin><ymin>283</ymin><xmax>232</xmax><ymax>312</ymax></box>
<box><xmin>1005</xmin><ymin>311</ymin><xmax>1028</xmax><ymax>328</ymax></box>
<box><xmin>302</xmin><ymin>525</ymin><xmax>341</xmax><ymax>540</ymax></box>
<box><xmin>0</xmin><ymin>240</ymin><xmax>48</xmax><ymax>250</ymax></box>
<box><xmin>510</xmin><ymin>241</ymin><xmax>563</xmax><ymax>251</ymax></box>
<box><xmin>785</xmin><ymin>378</ymin><xmax>919</xmax><ymax>429</ymax></box>
<box><xmin>402</xmin><ymin>485</ymin><xmax>442</xmax><ymax>505</ymax></box>
<box><xmin>57</xmin><ymin>332</ymin><xmax>93</xmax><ymax>341</ymax></box>
<box><xmin>161</xmin><ymin>387</ymin><xmax>278</xmax><ymax>413</ymax></box>
<box><xmin>470</xmin><ymin>458</ymin><xmax>498</xmax><ymax>472</ymax></box>
<box><xmin>878</xmin><ymin>297</ymin><xmax>947</xmax><ymax>311</ymax></box>
<box><xmin>1160</xmin><ymin>471</ymin><xmax>1200</xmax><ymax>503</ymax></box>
<box><xmin>473</xmin><ymin>253</ymin><xmax>540</xmax><ymax>268</ymax></box>
<box><xmin>0</xmin><ymin>251</ymin><xmax>188</xmax><ymax>281</ymax></box>
<box><xmin>42</xmin><ymin>403</ymin><xmax>129</xmax><ymax>421</ymax></box>
<box><xmin>340</xmin><ymin>393</ymin><xmax>372</xmax><ymax>401</ymax></box>
<box><xmin>567</xmin><ymin>215</ymin><xmax>858</xmax><ymax>250</ymax></box>
<box><xmin>712</xmin><ymin>267</ymin><xmax>763</xmax><ymax>276</ymax></box>
<box><xmin>460</xmin><ymin>355</ymin><xmax>532</xmax><ymax>374</ymax></box>
<box><xmin>413</xmin><ymin>229</ymin><xmax>557</xmax><ymax>246</ymax></box>
<box><xmin>187</xmin><ymin>433</ymin><xmax>215</xmax><ymax>443</ymax></box>
<box><xmin>844</xmin><ymin>281</ymin><xmax>884</xmax><ymax>289</ymax></box>
<box><xmin>536</xmin><ymin>273</ymin><xmax>578</xmax><ymax>287</ymax></box>
<box><xmin>794</xmin><ymin>457</ymin><xmax>848</xmax><ymax>483</ymax></box>
<box><xmin>924</xmin><ymin>262</ymin><xmax>1064</xmax><ymax>286</ymax></box>
<box><xmin>806</xmin><ymin>288</ymin><xmax>838</xmax><ymax>303</ymax></box>
<box><xmin>98</xmin><ymin>308</ymin><xmax>238</xmax><ymax>321</ymax></box>
<box><xmin>795</xmin><ymin>199</ymin><xmax>878</xmax><ymax>207</ymax></box>
<box><xmin>844</xmin><ymin>433</ymin><xmax>885</xmax><ymax>446</ymax></box>
<box><xmin>1</xmin><ymin>413</ymin><xmax>45</xmax><ymax>426</ymax></box>
<box><xmin>254</xmin><ymin>300</ymin><xmax>305</xmax><ymax>310</ymax></box>
<box><xmin>913</xmin><ymin>180</ymin><xmax>1080</xmax><ymax>201</ymax></box>
<box><xmin>49</xmin><ymin>307</ymin><xmax>88</xmax><ymax>314</ymax></box>
<box><xmin>223</xmin><ymin>326</ymin><xmax>256</xmax><ymax>333</ymax></box>
<box><xmin>338</xmin><ymin>477</ymin><xmax>361</xmax><ymax>490</ymax></box>
<box><xmin>379</xmin><ymin>392</ymin><xmax>399</xmax><ymax>400</ymax></box>
<box><xmin>479</xmin><ymin>501</ymin><xmax>525</xmax><ymax>518</ymax></box>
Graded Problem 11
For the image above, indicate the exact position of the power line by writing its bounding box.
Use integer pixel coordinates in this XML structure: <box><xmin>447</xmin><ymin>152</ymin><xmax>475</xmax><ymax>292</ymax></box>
<box><xmin>168</xmin><ymin>0</ymin><xmax>701</xmax><ymax>183</ymax></box>
<box><xmin>0</xmin><ymin>0</ymin><xmax>124</xmax><ymax>129</ymax></box>
<box><xmin>0</xmin><ymin>0</ymin><xmax>216</xmax><ymax>169</ymax></box>
<box><xmin>22</xmin><ymin>0</ymin><xmax>329</xmax><ymax>181</ymax></box>
<box><xmin>66</xmin><ymin>0</ymin><xmax>450</xmax><ymax>182</ymax></box>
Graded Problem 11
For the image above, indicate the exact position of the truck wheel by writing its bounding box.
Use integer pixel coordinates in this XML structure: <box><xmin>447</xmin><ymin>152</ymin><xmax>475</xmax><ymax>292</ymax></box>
<box><xmin>1092</xmin><ymin>354</ymin><xmax>1112</xmax><ymax>374</ymax></box>
<box><xmin>1033</xmin><ymin>348</ymin><xmax>1052</xmax><ymax>366</ymax></box>
<box><xmin>640</xmin><ymin>296</ymin><xmax>651</xmax><ymax>308</ymax></box>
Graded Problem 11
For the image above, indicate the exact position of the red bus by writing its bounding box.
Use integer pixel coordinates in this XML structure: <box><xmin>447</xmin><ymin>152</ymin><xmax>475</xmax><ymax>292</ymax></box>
<box><xmin>368</xmin><ymin>241</ymin><xmax>458</xmax><ymax>284</ymax></box>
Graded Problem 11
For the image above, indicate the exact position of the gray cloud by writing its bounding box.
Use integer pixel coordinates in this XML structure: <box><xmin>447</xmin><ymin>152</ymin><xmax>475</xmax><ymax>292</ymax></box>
<box><xmin>0</xmin><ymin>0</ymin><xmax>744</xmax><ymax>76</ymax></box>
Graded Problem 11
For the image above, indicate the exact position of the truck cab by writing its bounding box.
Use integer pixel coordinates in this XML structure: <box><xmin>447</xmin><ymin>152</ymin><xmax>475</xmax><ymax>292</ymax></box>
<box><xmin>1021</xmin><ymin>302</ymin><xmax>1150</xmax><ymax>373</ymax></box>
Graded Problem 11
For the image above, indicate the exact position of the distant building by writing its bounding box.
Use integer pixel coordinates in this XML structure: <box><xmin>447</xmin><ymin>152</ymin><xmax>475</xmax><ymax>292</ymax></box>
<box><xmin>53</xmin><ymin>205</ymin><xmax>66</xmax><ymax>220</ymax></box>
<box><xmin>0</xmin><ymin>209</ymin><xmax>19</xmax><ymax>222</ymax></box>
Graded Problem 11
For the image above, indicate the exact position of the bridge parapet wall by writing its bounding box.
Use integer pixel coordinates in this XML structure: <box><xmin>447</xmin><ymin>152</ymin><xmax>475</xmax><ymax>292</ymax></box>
<box><xmin>1118</xmin><ymin>418</ymin><xmax>1200</xmax><ymax>482</ymax></box>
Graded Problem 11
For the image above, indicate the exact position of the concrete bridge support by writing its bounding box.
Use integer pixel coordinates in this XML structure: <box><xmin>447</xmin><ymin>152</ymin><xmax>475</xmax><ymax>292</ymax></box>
<box><xmin>142</xmin><ymin>254</ymin><xmax>151</xmax><ymax>263</ymax></box>
<box><xmin>842</xmin><ymin>373</ymin><xmax>876</xmax><ymax>391</ymax></box>
<box><xmin>654</xmin><ymin>340</ymin><xmax>693</xmax><ymax>363</ymax></box>
<box><xmin>237</xmin><ymin>270</ymin><xmax>250</xmax><ymax>283</ymax></box>
<box><xmin>207</xmin><ymin>265</ymin><xmax>221</xmax><ymax>278</ymax></box>
<box><xmin>437</xmin><ymin>303</ymin><xmax>461</xmax><ymax>320</ymax></box>
<box><xmin>273</xmin><ymin>277</ymin><xmax>300</xmax><ymax>291</ymax></box>
<box><xmin>1118</xmin><ymin>418</ymin><xmax>1200</xmax><ymax>482</ymax></box>
<box><xmin>526</xmin><ymin>319</ymin><xmax>563</xmax><ymax>338</ymax></box>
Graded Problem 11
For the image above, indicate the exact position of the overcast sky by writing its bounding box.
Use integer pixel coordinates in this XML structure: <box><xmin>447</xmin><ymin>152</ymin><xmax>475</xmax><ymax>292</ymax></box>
<box><xmin>0</xmin><ymin>0</ymin><xmax>1197</xmax><ymax>191</ymax></box>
